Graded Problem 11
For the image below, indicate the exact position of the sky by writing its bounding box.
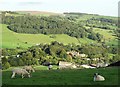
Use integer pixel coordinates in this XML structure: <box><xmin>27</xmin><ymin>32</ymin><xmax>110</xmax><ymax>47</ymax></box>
<box><xmin>0</xmin><ymin>0</ymin><xmax>119</xmax><ymax>17</ymax></box>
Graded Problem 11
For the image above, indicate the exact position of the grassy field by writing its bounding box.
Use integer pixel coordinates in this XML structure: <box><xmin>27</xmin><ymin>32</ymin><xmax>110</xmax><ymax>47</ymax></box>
<box><xmin>93</xmin><ymin>28</ymin><xmax>118</xmax><ymax>46</ymax></box>
<box><xmin>2</xmin><ymin>67</ymin><xmax>119</xmax><ymax>85</ymax></box>
<box><xmin>93</xmin><ymin>28</ymin><xmax>116</xmax><ymax>40</ymax></box>
<box><xmin>1</xmin><ymin>23</ymin><xmax>118</xmax><ymax>49</ymax></box>
<box><xmin>1</xmin><ymin>24</ymin><xmax>100</xmax><ymax>49</ymax></box>
<box><xmin>78</xmin><ymin>38</ymin><xmax>97</xmax><ymax>44</ymax></box>
<box><xmin>1</xmin><ymin>24</ymin><xmax>80</xmax><ymax>48</ymax></box>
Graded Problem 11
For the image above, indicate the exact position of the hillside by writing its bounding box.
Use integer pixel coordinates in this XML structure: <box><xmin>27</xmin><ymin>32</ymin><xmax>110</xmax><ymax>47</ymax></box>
<box><xmin>18</xmin><ymin>11</ymin><xmax>62</xmax><ymax>16</ymax></box>
<box><xmin>3</xmin><ymin>11</ymin><xmax>62</xmax><ymax>16</ymax></box>
<box><xmin>1</xmin><ymin>24</ymin><xmax>78</xmax><ymax>48</ymax></box>
<box><xmin>1</xmin><ymin>11</ymin><xmax>118</xmax><ymax>48</ymax></box>
<box><xmin>1</xmin><ymin>11</ymin><xmax>119</xmax><ymax>72</ymax></box>
<box><xmin>2</xmin><ymin>23</ymin><xmax>118</xmax><ymax>49</ymax></box>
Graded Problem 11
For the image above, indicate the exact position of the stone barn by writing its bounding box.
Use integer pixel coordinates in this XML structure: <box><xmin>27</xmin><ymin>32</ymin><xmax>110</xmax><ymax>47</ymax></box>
<box><xmin>59</xmin><ymin>61</ymin><xmax>77</xmax><ymax>69</ymax></box>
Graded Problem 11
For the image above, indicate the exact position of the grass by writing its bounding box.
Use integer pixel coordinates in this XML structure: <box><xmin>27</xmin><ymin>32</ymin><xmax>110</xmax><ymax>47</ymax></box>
<box><xmin>1</xmin><ymin>24</ymin><xmax>81</xmax><ymax>48</ymax></box>
<box><xmin>93</xmin><ymin>28</ymin><xmax>118</xmax><ymax>46</ymax></box>
<box><xmin>2</xmin><ymin>67</ymin><xmax>119</xmax><ymax>85</ymax></box>
<box><xmin>78</xmin><ymin>38</ymin><xmax>97</xmax><ymax>44</ymax></box>
<box><xmin>1</xmin><ymin>24</ymin><xmax>99</xmax><ymax>49</ymax></box>
<box><xmin>93</xmin><ymin>28</ymin><xmax>116</xmax><ymax>40</ymax></box>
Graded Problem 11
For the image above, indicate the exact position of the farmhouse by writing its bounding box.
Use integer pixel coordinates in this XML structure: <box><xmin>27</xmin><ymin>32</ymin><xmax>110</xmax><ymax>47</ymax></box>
<box><xmin>59</xmin><ymin>61</ymin><xmax>77</xmax><ymax>69</ymax></box>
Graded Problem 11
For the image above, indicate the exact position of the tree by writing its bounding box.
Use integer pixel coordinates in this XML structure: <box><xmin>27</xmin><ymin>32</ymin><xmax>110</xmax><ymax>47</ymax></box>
<box><xmin>112</xmin><ymin>54</ymin><xmax>120</xmax><ymax>62</ymax></box>
<box><xmin>3</xmin><ymin>62</ymin><xmax>10</xmax><ymax>69</ymax></box>
<box><xmin>9</xmin><ymin>59</ymin><xmax>18</xmax><ymax>66</ymax></box>
<box><xmin>96</xmin><ymin>33</ymin><xmax>103</xmax><ymax>42</ymax></box>
<box><xmin>88</xmin><ymin>33</ymin><xmax>97</xmax><ymax>40</ymax></box>
<box><xmin>51</xmin><ymin>58</ymin><xmax>58</xmax><ymax>65</ymax></box>
<box><xmin>2</xmin><ymin>57</ymin><xmax>8</xmax><ymax>64</ymax></box>
<box><xmin>25</xmin><ymin>51</ymin><xmax>33</xmax><ymax>60</ymax></box>
<box><xmin>34</xmin><ymin>59</ymin><xmax>39</xmax><ymax>65</ymax></box>
<box><xmin>66</xmin><ymin>55</ymin><xmax>72</xmax><ymax>62</ymax></box>
<box><xmin>18</xmin><ymin>59</ymin><xmax>24</xmax><ymax>66</ymax></box>
<box><xmin>59</xmin><ymin>49</ymin><xmax>67</xmax><ymax>58</ymax></box>
<box><xmin>2</xmin><ymin>49</ymin><xmax>8</xmax><ymax>56</ymax></box>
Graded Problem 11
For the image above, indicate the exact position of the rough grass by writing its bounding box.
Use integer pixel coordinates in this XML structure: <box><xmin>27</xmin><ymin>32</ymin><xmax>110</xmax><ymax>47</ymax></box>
<box><xmin>2</xmin><ymin>67</ymin><xmax>119</xmax><ymax>85</ymax></box>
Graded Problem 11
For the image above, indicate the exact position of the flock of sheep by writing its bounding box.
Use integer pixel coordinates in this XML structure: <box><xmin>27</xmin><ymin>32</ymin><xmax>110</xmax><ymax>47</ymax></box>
<box><xmin>11</xmin><ymin>66</ymin><xmax>105</xmax><ymax>81</ymax></box>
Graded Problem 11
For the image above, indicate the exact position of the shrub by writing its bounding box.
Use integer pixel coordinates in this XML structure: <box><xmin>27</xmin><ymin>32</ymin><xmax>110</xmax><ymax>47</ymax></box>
<box><xmin>3</xmin><ymin>62</ymin><xmax>10</xmax><ymax>70</ymax></box>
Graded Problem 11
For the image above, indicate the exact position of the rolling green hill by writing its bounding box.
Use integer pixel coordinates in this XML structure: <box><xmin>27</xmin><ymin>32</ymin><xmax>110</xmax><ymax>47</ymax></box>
<box><xmin>1</xmin><ymin>11</ymin><xmax>118</xmax><ymax>49</ymax></box>
<box><xmin>1</xmin><ymin>24</ymin><xmax>118</xmax><ymax>48</ymax></box>
<box><xmin>1</xmin><ymin>24</ymin><xmax>81</xmax><ymax>48</ymax></box>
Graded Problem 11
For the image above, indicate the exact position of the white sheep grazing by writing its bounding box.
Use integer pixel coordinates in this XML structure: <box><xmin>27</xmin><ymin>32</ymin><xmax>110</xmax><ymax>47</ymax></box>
<box><xmin>11</xmin><ymin>68</ymin><xmax>31</xmax><ymax>78</ymax></box>
<box><xmin>23</xmin><ymin>66</ymin><xmax>35</xmax><ymax>73</ymax></box>
<box><xmin>94</xmin><ymin>73</ymin><xmax>105</xmax><ymax>81</ymax></box>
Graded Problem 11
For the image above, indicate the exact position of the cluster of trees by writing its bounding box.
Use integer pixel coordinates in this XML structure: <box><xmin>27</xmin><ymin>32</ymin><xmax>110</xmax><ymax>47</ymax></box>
<box><xmin>1</xmin><ymin>12</ymin><xmax>119</xmax><ymax>69</ymax></box>
<box><xmin>85</xmin><ymin>17</ymin><xmax>117</xmax><ymax>30</ymax></box>
<box><xmin>1</xmin><ymin>12</ymin><xmax>103</xmax><ymax>41</ymax></box>
<box><xmin>64</xmin><ymin>13</ymin><xmax>117</xmax><ymax>30</ymax></box>
<box><xmin>2</xmin><ymin>41</ymin><xmax>119</xmax><ymax>69</ymax></box>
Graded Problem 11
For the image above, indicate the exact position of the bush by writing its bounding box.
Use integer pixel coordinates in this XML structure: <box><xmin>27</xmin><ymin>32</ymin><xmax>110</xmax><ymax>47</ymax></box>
<box><xmin>3</xmin><ymin>62</ymin><xmax>10</xmax><ymax>70</ymax></box>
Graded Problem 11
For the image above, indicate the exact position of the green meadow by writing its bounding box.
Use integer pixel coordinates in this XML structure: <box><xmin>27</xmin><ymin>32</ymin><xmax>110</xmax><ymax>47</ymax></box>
<box><xmin>1</xmin><ymin>24</ymin><xmax>101</xmax><ymax>49</ymax></box>
<box><xmin>2</xmin><ymin>67</ymin><xmax>119</xmax><ymax>85</ymax></box>
<box><xmin>1</xmin><ymin>23</ymin><xmax>118</xmax><ymax>49</ymax></box>
<box><xmin>93</xmin><ymin>28</ymin><xmax>118</xmax><ymax>46</ymax></box>
<box><xmin>1</xmin><ymin>24</ymin><xmax>79</xmax><ymax>48</ymax></box>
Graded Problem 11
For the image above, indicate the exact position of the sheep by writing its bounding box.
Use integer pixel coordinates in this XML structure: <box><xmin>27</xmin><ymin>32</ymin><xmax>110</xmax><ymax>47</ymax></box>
<box><xmin>23</xmin><ymin>66</ymin><xmax>35</xmax><ymax>73</ymax></box>
<box><xmin>94</xmin><ymin>73</ymin><xmax>105</xmax><ymax>81</ymax></box>
<box><xmin>11</xmin><ymin>68</ymin><xmax>31</xmax><ymax>78</ymax></box>
<box><xmin>48</xmin><ymin>65</ymin><xmax>53</xmax><ymax>70</ymax></box>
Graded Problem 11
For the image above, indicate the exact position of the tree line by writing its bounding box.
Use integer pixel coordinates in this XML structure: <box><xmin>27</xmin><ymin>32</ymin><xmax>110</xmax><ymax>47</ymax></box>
<box><xmin>1</xmin><ymin>12</ymin><xmax>103</xmax><ymax>41</ymax></box>
<box><xmin>2</xmin><ymin>41</ymin><xmax>119</xmax><ymax>69</ymax></box>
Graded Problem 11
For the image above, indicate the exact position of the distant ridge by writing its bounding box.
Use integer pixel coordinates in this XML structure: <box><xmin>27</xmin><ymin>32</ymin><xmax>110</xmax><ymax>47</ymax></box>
<box><xmin>17</xmin><ymin>11</ymin><xmax>62</xmax><ymax>16</ymax></box>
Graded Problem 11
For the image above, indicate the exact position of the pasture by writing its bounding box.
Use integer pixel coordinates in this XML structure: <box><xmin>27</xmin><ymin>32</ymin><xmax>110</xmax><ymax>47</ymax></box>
<box><xmin>1</xmin><ymin>24</ymin><xmax>118</xmax><ymax>49</ymax></box>
<box><xmin>93</xmin><ymin>28</ymin><xmax>118</xmax><ymax>46</ymax></box>
<box><xmin>2</xmin><ymin>67</ymin><xmax>119</xmax><ymax>85</ymax></box>
<box><xmin>1</xmin><ymin>24</ymin><xmax>98</xmax><ymax>49</ymax></box>
<box><xmin>1</xmin><ymin>24</ymin><xmax>80</xmax><ymax>48</ymax></box>
<box><xmin>1</xmin><ymin>21</ymin><xmax>118</xmax><ymax>49</ymax></box>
